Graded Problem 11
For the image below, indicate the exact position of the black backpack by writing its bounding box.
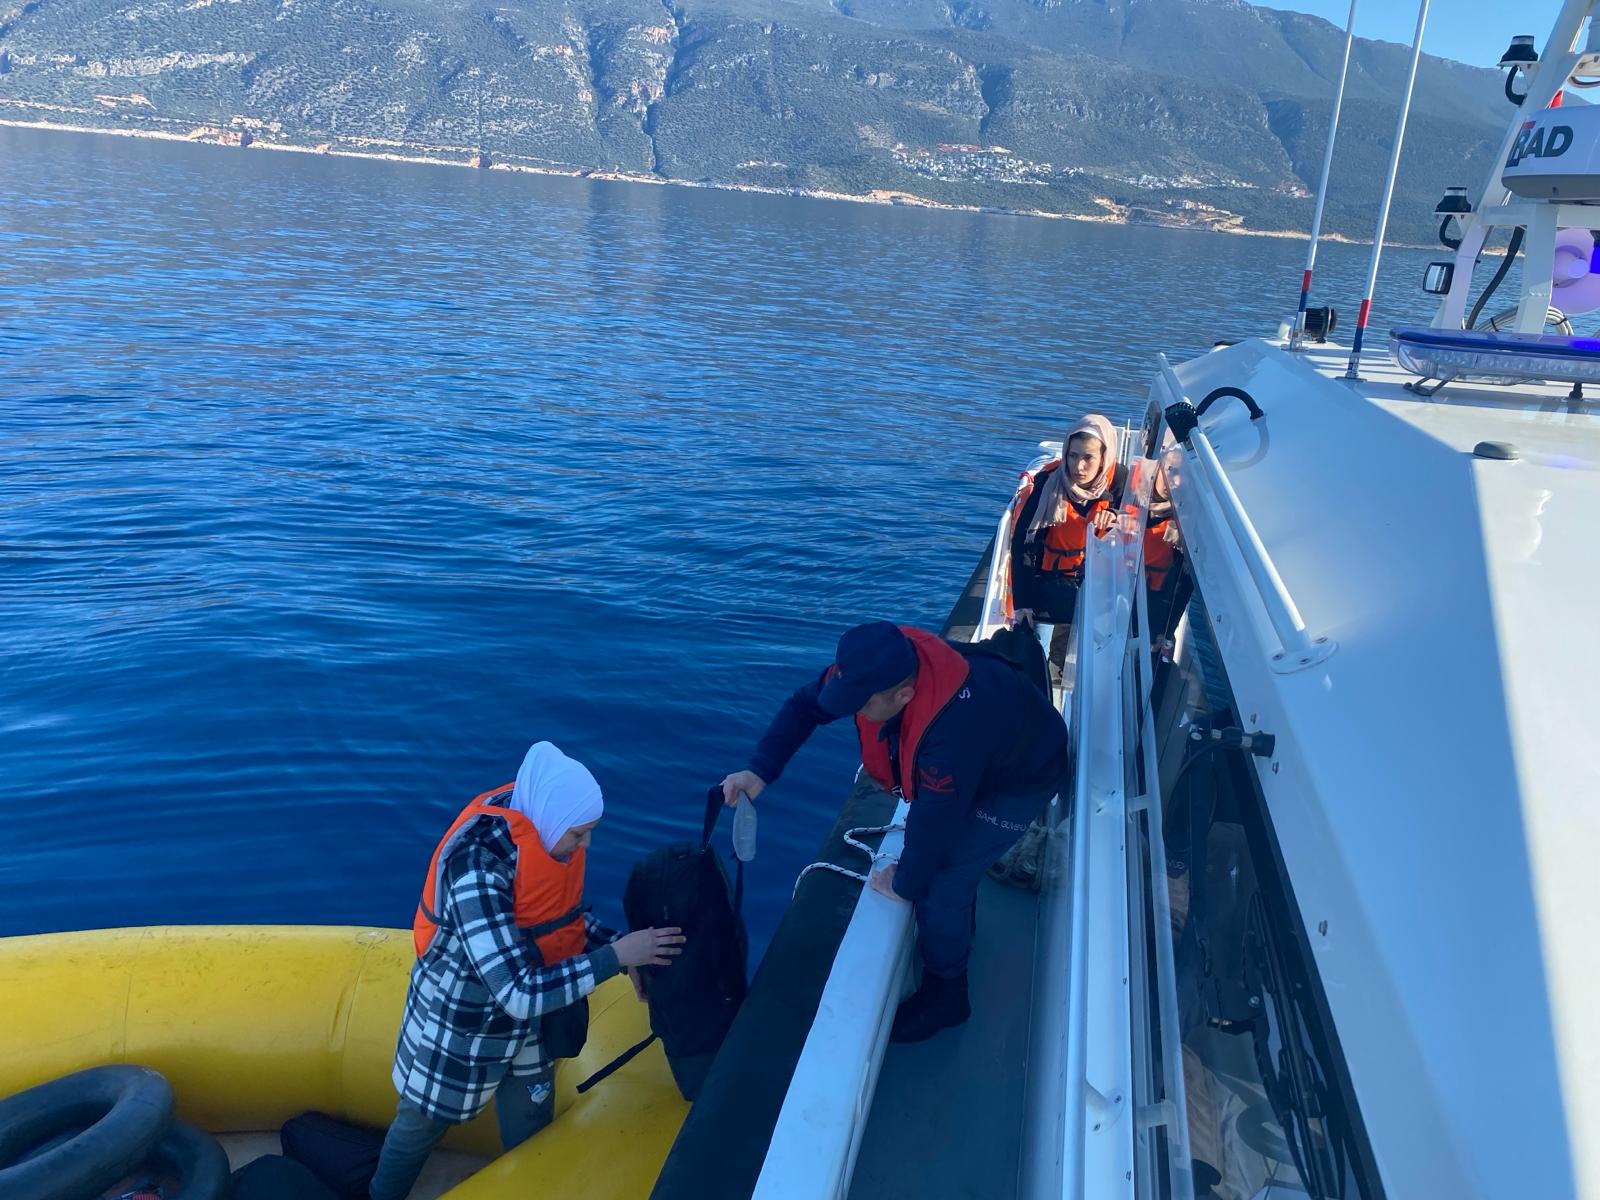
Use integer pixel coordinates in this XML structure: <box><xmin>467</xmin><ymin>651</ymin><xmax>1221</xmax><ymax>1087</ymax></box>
<box><xmin>956</xmin><ymin>622</ymin><xmax>1051</xmax><ymax>697</ymax></box>
<box><xmin>581</xmin><ymin>789</ymin><xmax>748</xmax><ymax>1102</ymax></box>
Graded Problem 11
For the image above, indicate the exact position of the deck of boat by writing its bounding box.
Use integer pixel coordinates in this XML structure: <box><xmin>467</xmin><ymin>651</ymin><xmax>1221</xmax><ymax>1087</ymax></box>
<box><xmin>848</xmin><ymin>875</ymin><xmax>1039</xmax><ymax>1200</ymax></box>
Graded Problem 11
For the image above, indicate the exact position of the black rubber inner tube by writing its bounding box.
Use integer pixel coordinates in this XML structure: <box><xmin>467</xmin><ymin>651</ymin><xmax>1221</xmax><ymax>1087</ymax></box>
<box><xmin>146</xmin><ymin>1120</ymin><xmax>232</xmax><ymax>1200</ymax></box>
<box><xmin>0</xmin><ymin>1065</ymin><xmax>174</xmax><ymax>1200</ymax></box>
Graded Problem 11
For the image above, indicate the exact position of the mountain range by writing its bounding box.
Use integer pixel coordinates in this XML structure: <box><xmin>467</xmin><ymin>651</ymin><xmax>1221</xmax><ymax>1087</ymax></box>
<box><xmin>0</xmin><ymin>0</ymin><xmax>1520</xmax><ymax>240</ymax></box>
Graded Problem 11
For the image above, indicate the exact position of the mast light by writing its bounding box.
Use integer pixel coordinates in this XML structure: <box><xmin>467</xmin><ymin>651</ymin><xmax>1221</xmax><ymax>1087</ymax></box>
<box><xmin>1501</xmin><ymin>35</ymin><xmax>1538</xmax><ymax>104</ymax></box>
<box><xmin>1435</xmin><ymin>187</ymin><xmax>1471</xmax><ymax>250</ymax></box>
<box><xmin>1499</xmin><ymin>35</ymin><xmax>1538</xmax><ymax>70</ymax></box>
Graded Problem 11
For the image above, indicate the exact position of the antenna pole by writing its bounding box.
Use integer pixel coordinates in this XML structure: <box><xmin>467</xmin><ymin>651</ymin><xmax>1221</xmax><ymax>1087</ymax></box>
<box><xmin>1290</xmin><ymin>0</ymin><xmax>1359</xmax><ymax>351</ymax></box>
<box><xmin>1344</xmin><ymin>0</ymin><xmax>1431</xmax><ymax>380</ymax></box>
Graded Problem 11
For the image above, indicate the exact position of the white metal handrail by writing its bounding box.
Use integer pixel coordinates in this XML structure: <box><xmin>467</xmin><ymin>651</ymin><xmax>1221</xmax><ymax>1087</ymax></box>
<box><xmin>753</xmin><ymin>795</ymin><xmax>914</xmax><ymax>1200</ymax></box>
<box><xmin>1156</xmin><ymin>354</ymin><xmax>1335</xmax><ymax>674</ymax></box>
<box><xmin>1058</xmin><ymin>546</ymin><xmax>1099</xmax><ymax>1200</ymax></box>
<box><xmin>978</xmin><ymin>500</ymin><xmax>1017</xmax><ymax>639</ymax></box>
<box><xmin>1049</xmin><ymin>520</ymin><xmax>1139</xmax><ymax>1200</ymax></box>
<box><xmin>1116</xmin><ymin>456</ymin><xmax>1195</xmax><ymax>1200</ymax></box>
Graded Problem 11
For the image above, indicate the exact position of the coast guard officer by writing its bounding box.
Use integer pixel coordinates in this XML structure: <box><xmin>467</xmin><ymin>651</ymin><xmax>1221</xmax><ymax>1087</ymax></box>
<box><xmin>720</xmin><ymin>621</ymin><xmax>1068</xmax><ymax>1042</ymax></box>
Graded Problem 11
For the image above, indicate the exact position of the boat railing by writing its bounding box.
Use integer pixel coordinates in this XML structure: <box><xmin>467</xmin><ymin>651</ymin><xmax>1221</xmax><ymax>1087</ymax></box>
<box><xmin>977</xmin><ymin>500</ymin><xmax>1017</xmax><ymax>638</ymax></box>
<box><xmin>751</xmin><ymin>796</ymin><xmax>913</xmax><ymax>1200</ymax></box>
<box><xmin>1121</xmin><ymin>456</ymin><xmax>1194</xmax><ymax>1200</ymax></box>
<box><xmin>1155</xmin><ymin>354</ymin><xmax>1335</xmax><ymax>674</ymax></box>
<box><xmin>1024</xmin><ymin>490</ymin><xmax>1137</xmax><ymax>1199</ymax></box>
<box><xmin>1023</xmin><ymin>454</ymin><xmax>1194</xmax><ymax>1200</ymax></box>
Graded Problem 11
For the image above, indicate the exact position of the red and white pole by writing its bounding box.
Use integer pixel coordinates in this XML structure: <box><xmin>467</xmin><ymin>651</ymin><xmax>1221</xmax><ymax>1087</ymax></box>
<box><xmin>1291</xmin><ymin>0</ymin><xmax>1358</xmax><ymax>351</ymax></box>
<box><xmin>1345</xmin><ymin>0</ymin><xmax>1431</xmax><ymax>380</ymax></box>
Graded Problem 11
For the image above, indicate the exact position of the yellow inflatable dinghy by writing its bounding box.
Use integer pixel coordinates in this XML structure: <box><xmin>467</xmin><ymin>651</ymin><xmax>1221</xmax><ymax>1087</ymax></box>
<box><xmin>0</xmin><ymin>925</ymin><xmax>687</xmax><ymax>1198</ymax></box>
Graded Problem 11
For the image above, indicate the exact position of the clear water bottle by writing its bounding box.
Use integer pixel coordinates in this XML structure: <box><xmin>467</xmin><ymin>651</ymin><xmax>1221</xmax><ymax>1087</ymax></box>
<box><xmin>732</xmin><ymin>792</ymin><xmax>758</xmax><ymax>863</ymax></box>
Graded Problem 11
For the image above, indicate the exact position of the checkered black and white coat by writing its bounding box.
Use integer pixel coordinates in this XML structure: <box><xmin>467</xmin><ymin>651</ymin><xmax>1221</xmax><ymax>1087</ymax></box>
<box><xmin>391</xmin><ymin>816</ymin><xmax>622</xmax><ymax>1123</ymax></box>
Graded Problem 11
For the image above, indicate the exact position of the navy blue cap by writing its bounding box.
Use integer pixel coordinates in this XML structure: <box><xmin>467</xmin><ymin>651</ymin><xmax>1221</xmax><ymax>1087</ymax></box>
<box><xmin>817</xmin><ymin>622</ymin><xmax>918</xmax><ymax>717</ymax></box>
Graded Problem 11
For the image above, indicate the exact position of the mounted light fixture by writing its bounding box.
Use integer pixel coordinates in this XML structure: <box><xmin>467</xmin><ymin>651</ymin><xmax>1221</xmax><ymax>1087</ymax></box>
<box><xmin>1435</xmin><ymin>185</ymin><xmax>1472</xmax><ymax>249</ymax></box>
<box><xmin>1501</xmin><ymin>34</ymin><xmax>1538</xmax><ymax>104</ymax></box>
<box><xmin>1302</xmin><ymin>306</ymin><xmax>1338</xmax><ymax>343</ymax></box>
<box><xmin>1499</xmin><ymin>34</ymin><xmax>1538</xmax><ymax>70</ymax></box>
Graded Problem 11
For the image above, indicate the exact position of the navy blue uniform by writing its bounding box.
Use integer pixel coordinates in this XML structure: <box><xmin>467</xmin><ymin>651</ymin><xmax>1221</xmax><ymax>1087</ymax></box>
<box><xmin>750</xmin><ymin>647</ymin><xmax>1069</xmax><ymax>977</ymax></box>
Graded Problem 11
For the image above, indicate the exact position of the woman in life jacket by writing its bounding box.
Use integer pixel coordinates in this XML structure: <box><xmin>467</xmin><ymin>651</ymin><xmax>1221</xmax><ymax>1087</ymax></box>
<box><xmin>1143</xmin><ymin>462</ymin><xmax>1189</xmax><ymax>665</ymax></box>
<box><xmin>1005</xmin><ymin>412</ymin><xmax>1127</xmax><ymax>674</ymax></box>
<box><xmin>370</xmin><ymin>742</ymin><xmax>685</xmax><ymax>1200</ymax></box>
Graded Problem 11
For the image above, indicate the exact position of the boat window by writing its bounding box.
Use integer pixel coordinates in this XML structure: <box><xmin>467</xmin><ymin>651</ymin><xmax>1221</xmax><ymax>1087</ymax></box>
<box><xmin>1150</xmin><ymin>580</ymin><xmax>1381</xmax><ymax>1200</ymax></box>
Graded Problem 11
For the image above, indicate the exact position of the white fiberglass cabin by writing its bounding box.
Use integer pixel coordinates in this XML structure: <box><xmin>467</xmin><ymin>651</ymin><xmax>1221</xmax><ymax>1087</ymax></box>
<box><xmin>643</xmin><ymin>4</ymin><xmax>1600</xmax><ymax>1200</ymax></box>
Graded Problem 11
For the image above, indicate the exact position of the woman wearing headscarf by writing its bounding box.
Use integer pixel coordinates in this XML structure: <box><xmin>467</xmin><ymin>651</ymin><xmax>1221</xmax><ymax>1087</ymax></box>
<box><xmin>1005</xmin><ymin>412</ymin><xmax>1128</xmax><ymax>669</ymax></box>
<box><xmin>369</xmin><ymin>742</ymin><xmax>684</xmax><ymax>1200</ymax></box>
<box><xmin>990</xmin><ymin>413</ymin><xmax>1127</xmax><ymax>891</ymax></box>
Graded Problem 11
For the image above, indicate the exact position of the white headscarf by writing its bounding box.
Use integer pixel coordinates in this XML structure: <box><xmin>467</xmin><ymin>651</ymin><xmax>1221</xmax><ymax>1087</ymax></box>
<box><xmin>509</xmin><ymin>741</ymin><xmax>604</xmax><ymax>850</ymax></box>
<box><xmin>1026</xmin><ymin>413</ymin><xmax>1119</xmax><ymax>539</ymax></box>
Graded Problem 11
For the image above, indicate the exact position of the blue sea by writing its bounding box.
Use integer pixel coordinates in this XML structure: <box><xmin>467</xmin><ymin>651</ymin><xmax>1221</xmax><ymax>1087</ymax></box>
<box><xmin>0</xmin><ymin>125</ymin><xmax>1444</xmax><ymax>954</ymax></box>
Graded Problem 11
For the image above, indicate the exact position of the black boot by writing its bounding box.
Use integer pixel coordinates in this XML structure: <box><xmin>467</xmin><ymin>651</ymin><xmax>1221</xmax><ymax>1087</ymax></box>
<box><xmin>890</xmin><ymin>971</ymin><xmax>971</xmax><ymax>1043</ymax></box>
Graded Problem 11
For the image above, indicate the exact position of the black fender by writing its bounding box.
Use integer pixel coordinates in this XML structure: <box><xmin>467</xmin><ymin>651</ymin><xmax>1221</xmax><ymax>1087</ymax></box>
<box><xmin>0</xmin><ymin>1065</ymin><xmax>173</xmax><ymax>1200</ymax></box>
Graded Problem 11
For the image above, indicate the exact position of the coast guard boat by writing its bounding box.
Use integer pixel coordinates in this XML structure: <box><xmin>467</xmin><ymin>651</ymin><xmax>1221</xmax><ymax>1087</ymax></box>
<box><xmin>647</xmin><ymin>3</ymin><xmax>1600</xmax><ymax>1199</ymax></box>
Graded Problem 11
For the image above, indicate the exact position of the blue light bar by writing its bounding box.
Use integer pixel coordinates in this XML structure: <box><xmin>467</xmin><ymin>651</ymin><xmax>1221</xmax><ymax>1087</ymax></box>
<box><xmin>1390</xmin><ymin>325</ymin><xmax>1600</xmax><ymax>386</ymax></box>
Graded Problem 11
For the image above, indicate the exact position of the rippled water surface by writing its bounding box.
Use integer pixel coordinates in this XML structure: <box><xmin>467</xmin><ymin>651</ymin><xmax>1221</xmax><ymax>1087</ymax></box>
<box><xmin>0</xmin><ymin>126</ymin><xmax>1443</xmax><ymax>950</ymax></box>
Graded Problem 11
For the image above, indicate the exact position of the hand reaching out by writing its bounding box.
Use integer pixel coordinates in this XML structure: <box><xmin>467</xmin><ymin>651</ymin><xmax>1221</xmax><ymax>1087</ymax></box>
<box><xmin>720</xmin><ymin>770</ymin><xmax>766</xmax><ymax>808</ymax></box>
<box><xmin>613</xmin><ymin>927</ymin><xmax>685</xmax><ymax>969</ymax></box>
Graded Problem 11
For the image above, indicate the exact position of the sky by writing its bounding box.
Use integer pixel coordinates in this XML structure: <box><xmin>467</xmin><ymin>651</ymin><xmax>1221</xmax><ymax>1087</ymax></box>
<box><xmin>1260</xmin><ymin>1</ymin><xmax>1568</xmax><ymax>70</ymax></box>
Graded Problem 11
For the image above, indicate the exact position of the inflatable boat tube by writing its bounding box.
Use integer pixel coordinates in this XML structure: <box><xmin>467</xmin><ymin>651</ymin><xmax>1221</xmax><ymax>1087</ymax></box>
<box><xmin>0</xmin><ymin>1065</ymin><xmax>173</xmax><ymax>1200</ymax></box>
<box><xmin>0</xmin><ymin>926</ymin><xmax>689</xmax><ymax>1200</ymax></box>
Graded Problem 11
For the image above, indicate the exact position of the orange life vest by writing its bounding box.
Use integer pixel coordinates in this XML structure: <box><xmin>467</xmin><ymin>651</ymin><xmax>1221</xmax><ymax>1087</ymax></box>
<box><xmin>1009</xmin><ymin>460</ymin><xmax>1117</xmax><ymax>587</ymax></box>
<box><xmin>413</xmin><ymin>784</ymin><xmax>588</xmax><ymax>965</ymax></box>
<box><xmin>854</xmin><ymin>627</ymin><xmax>971</xmax><ymax>802</ymax></box>
<box><xmin>1033</xmin><ymin>496</ymin><xmax>1114</xmax><ymax>577</ymax></box>
<box><xmin>1144</xmin><ymin>517</ymin><xmax>1177</xmax><ymax>592</ymax></box>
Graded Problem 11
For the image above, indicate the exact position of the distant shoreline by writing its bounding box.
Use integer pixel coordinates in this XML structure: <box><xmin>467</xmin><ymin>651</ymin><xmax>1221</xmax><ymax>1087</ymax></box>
<box><xmin>0</xmin><ymin>113</ymin><xmax>1417</xmax><ymax>247</ymax></box>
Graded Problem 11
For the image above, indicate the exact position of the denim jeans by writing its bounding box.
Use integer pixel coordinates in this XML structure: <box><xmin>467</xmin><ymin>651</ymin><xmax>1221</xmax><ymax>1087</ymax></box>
<box><xmin>368</xmin><ymin>1066</ymin><xmax>555</xmax><ymax>1200</ymax></box>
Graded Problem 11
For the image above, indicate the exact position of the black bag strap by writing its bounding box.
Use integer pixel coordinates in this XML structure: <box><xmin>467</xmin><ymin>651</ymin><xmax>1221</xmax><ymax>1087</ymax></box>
<box><xmin>523</xmin><ymin>901</ymin><xmax>591</xmax><ymax>940</ymax></box>
<box><xmin>573</xmin><ymin>1032</ymin><xmax>658</xmax><ymax>1095</ymax></box>
<box><xmin>704</xmin><ymin>786</ymin><xmax>744</xmax><ymax>915</ymax></box>
<box><xmin>700</xmin><ymin>785</ymin><xmax>723</xmax><ymax>847</ymax></box>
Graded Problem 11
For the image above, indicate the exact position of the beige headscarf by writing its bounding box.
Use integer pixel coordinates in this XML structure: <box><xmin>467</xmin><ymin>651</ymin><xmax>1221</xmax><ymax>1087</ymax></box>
<box><xmin>1026</xmin><ymin>413</ymin><xmax>1119</xmax><ymax>539</ymax></box>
